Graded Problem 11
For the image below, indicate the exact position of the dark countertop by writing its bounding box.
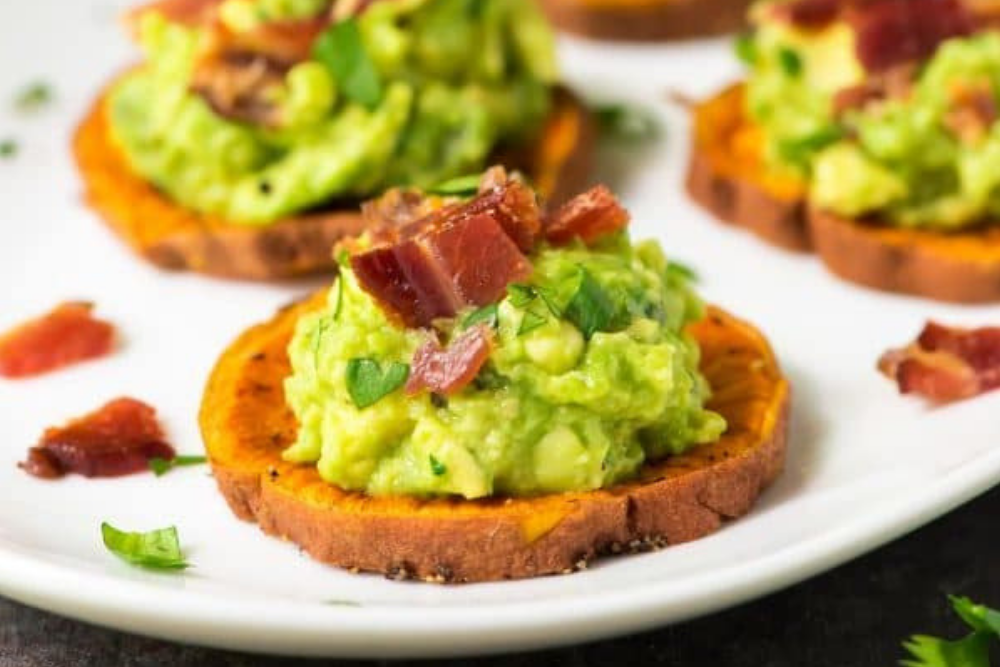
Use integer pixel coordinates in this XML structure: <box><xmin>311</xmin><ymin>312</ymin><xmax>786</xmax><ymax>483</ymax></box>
<box><xmin>2</xmin><ymin>485</ymin><xmax>997</xmax><ymax>667</ymax></box>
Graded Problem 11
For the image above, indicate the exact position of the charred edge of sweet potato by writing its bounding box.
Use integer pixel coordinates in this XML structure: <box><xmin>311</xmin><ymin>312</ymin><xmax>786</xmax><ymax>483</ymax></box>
<box><xmin>539</xmin><ymin>0</ymin><xmax>751</xmax><ymax>41</ymax></box>
<box><xmin>808</xmin><ymin>206</ymin><xmax>1000</xmax><ymax>303</ymax></box>
<box><xmin>73</xmin><ymin>76</ymin><xmax>595</xmax><ymax>281</ymax></box>
<box><xmin>686</xmin><ymin>83</ymin><xmax>812</xmax><ymax>252</ymax></box>
<box><xmin>199</xmin><ymin>292</ymin><xmax>789</xmax><ymax>583</ymax></box>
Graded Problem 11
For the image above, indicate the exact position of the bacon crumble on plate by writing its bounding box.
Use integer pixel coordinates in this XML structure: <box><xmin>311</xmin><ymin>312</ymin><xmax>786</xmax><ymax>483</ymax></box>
<box><xmin>878</xmin><ymin>322</ymin><xmax>1000</xmax><ymax>402</ymax></box>
<box><xmin>19</xmin><ymin>398</ymin><xmax>176</xmax><ymax>479</ymax></box>
<box><xmin>0</xmin><ymin>302</ymin><xmax>116</xmax><ymax>379</ymax></box>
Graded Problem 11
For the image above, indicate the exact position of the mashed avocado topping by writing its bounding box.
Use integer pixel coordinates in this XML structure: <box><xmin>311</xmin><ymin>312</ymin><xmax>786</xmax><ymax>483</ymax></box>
<box><xmin>743</xmin><ymin>2</ymin><xmax>1000</xmax><ymax>230</ymax></box>
<box><xmin>108</xmin><ymin>0</ymin><xmax>556</xmax><ymax>225</ymax></box>
<box><xmin>282</xmin><ymin>235</ymin><xmax>725</xmax><ymax>499</ymax></box>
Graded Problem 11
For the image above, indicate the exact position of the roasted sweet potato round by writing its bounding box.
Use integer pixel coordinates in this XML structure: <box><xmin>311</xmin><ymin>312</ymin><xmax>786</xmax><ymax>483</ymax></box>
<box><xmin>199</xmin><ymin>293</ymin><xmax>790</xmax><ymax>583</ymax></box>
<box><xmin>539</xmin><ymin>0</ymin><xmax>751</xmax><ymax>41</ymax></box>
<box><xmin>73</xmin><ymin>78</ymin><xmax>594</xmax><ymax>281</ymax></box>
<box><xmin>685</xmin><ymin>84</ymin><xmax>811</xmax><ymax>252</ymax></box>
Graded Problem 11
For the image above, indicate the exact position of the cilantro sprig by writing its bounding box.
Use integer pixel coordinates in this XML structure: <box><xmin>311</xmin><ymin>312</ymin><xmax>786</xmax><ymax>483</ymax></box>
<box><xmin>462</xmin><ymin>303</ymin><xmax>499</xmax><ymax>330</ymax></box>
<box><xmin>902</xmin><ymin>596</ymin><xmax>1000</xmax><ymax>667</ymax></box>
<box><xmin>313</xmin><ymin>18</ymin><xmax>381</xmax><ymax>109</ymax></box>
<box><xmin>429</xmin><ymin>455</ymin><xmax>447</xmax><ymax>476</ymax></box>
<box><xmin>429</xmin><ymin>174</ymin><xmax>482</xmax><ymax>197</ymax></box>
<box><xmin>14</xmin><ymin>82</ymin><xmax>52</xmax><ymax>113</ymax></box>
<box><xmin>592</xmin><ymin>103</ymin><xmax>661</xmax><ymax>144</ymax></box>
<box><xmin>101</xmin><ymin>522</ymin><xmax>188</xmax><ymax>570</ymax></box>
<box><xmin>346</xmin><ymin>358</ymin><xmax>409</xmax><ymax>409</ymax></box>
<box><xmin>148</xmin><ymin>455</ymin><xmax>208</xmax><ymax>477</ymax></box>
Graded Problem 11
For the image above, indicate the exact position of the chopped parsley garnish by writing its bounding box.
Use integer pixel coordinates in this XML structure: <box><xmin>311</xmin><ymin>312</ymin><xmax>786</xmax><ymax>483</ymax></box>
<box><xmin>473</xmin><ymin>366</ymin><xmax>509</xmax><ymax>390</ymax></box>
<box><xmin>333</xmin><ymin>275</ymin><xmax>346</xmax><ymax>321</ymax></box>
<box><xmin>14</xmin><ymin>82</ymin><xmax>52</xmax><ymax>113</ymax></box>
<box><xmin>508</xmin><ymin>284</ymin><xmax>538</xmax><ymax>308</ymax></box>
<box><xmin>346</xmin><ymin>358</ymin><xmax>409</xmax><ymax>409</ymax></box>
<box><xmin>101</xmin><ymin>522</ymin><xmax>188</xmax><ymax>570</ymax></box>
<box><xmin>313</xmin><ymin>18</ymin><xmax>381</xmax><ymax>108</ymax></box>
<box><xmin>0</xmin><ymin>139</ymin><xmax>16</xmax><ymax>159</ymax></box>
<box><xmin>902</xmin><ymin>596</ymin><xmax>1000</xmax><ymax>667</ymax></box>
<box><xmin>592</xmin><ymin>103</ymin><xmax>660</xmax><ymax>144</ymax></box>
<box><xmin>564</xmin><ymin>268</ymin><xmax>617</xmax><ymax>340</ymax></box>
<box><xmin>734</xmin><ymin>32</ymin><xmax>757</xmax><ymax>66</ymax></box>
<box><xmin>148</xmin><ymin>455</ymin><xmax>208</xmax><ymax>477</ymax></box>
<box><xmin>429</xmin><ymin>174</ymin><xmax>481</xmax><ymax>196</ymax></box>
<box><xmin>462</xmin><ymin>303</ymin><xmax>499</xmax><ymax>330</ymax></box>
<box><xmin>778</xmin><ymin>47</ymin><xmax>803</xmax><ymax>77</ymax></box>
<box><xmin>429</xmin><ymin>455</ymin><xmax>447</xmax><ymax>476</ymax></box>
<box><xmin>777</xmin><ymin>125</ymin><xmax>844</xmax><ymax>164</ymax></box>
<box><xmin>518</xmin><ymin>309</ymin><xmax>547</xmax><ymax>336</ymax></box>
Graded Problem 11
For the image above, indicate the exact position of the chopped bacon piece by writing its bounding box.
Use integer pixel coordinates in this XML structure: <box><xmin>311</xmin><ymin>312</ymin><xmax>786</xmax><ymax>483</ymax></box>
<box><xmin>848</xmin><ymin>0</ymin><xmax>971</xmax><ymax>72</ymax></box>
<box><xmin>771</xmin><ymin>0</ymin><xmax>841</xmax><ymax>29</ymax></box>
<box><xmin>351</xmin><ymin>181</ymin><xmax>540</xmax><ymax>327</ymax></box>
<box><xmin>0</xmin><ymin>302</ymin><xmax>116</xmax><ymax>379</ymax></box>
<box><xmin>833</xmin><ymin>63</ymin><xmax>916</xmax><ymax>114</ymax></box>
<box><xmin>544</xmin><ymin>185</ymin><xmax>631</xmax><ymax>246</ymax></box>
<box><xmin>360</xmin><ymin>188</ymin><xmax>447</xmax><ymax>232</ymax></box>
<box><xmin>878</xmin><ymin>322</ymin><xmax>1000</xmax><ymax>402</ymax></box>
<box><xmin>943</xmin><ymin>80</ymin><xmax>998</xmax><ymax>145</ymax></box>
<box><xmin>19</xmin><ymin>398</ymin><xmax>176</xmax><ymax>479</ymax></box>
<box><xmin>191</xmin><ymin>52</ymin><xmax>288</xmax><ymax>127</ymax></box>
<box><xmin>406</xmin><ymin>325</ymin><xmax>494</xmax><ymax>396</ymax></box>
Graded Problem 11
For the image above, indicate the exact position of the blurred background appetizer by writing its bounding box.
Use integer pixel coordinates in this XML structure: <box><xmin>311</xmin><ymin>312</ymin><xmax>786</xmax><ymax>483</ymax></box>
<box><xmin>539</xmin><ymin>0</ymin><xmax>753</xmax><ymax>42</ymax></box>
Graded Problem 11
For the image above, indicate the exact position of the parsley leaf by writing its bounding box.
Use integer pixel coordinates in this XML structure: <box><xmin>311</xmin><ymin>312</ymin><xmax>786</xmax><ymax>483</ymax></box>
<box><xmin>592</xmin><ymin>103</ymin><xmax>660</xmax><ymax>144</ymax></box>
<box><xmin>462</xmin><ymin>303</ymin><xmax>499</xmax><ymax>330</ymax></box>
<box><xmin>564</xmin><ymin>268</ymin><xmax>616</xmax><ymax>340</ymax></box>
<box><xmin>101</xmin><ymin>522</ymin><xmax>188</xmax><ymax>570</ymax></box>
<box><xmin>14</xmin><ymin>82</ymin><xmax>52</xmax><ymax>113</ymax></box>
<box><xmin>313</xmin><ymin>18</ymin><xmax>382</xmax><ymax>109</ymax></box>
<box><xmin>429</xmin><ymin>174</ymin><xmax>481</xmax><ymax>196</ymax></box>
<box><xmin>0</xmin><ymin>139</ymin><xmax>16</xmax><ymax>160</ymax></box>
<box><xmin>148</xmin><ymin>455</ymin><xmax>208</xmax><ymax>477</ymax></box>
<box><xmin>901</xmin><ymin>596</ymin><xmax>1000</xmax><ymax>667</ymax></box>
<box><xmin>346</xmin><ymin>358</ymin><xmax>409</xmax><ymax>409</ymax></box>
<box><xmin>333</xmin><ymin>276</ymin><xmax>346</xmax><ymax>321</ymax></box>
<box><xmin>429</xmin><ymin>455</ymin><xmax>447</xmax><ymax>476</ymax></box>
<box><xmin>778</xmin><ymin>47</ymin><xmax>803</xmax><ymax>77</ymax></box>
<box><xmin>666</xmin><ymin>260</ymin><xmax>699</xmax><ymax>283</ymax></box>
<box><xmin>518</xmin><ymin>309</ymin><xmax>547</xmax><ymax>336</ymax></box>
<box><xmin>508</xmin><ymin>284</ymin><xmax>537</xmax><ymax>308</ymax></box>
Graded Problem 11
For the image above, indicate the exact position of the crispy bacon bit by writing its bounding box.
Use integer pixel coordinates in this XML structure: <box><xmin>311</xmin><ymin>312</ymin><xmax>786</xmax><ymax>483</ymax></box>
<box><xmin>544</xmin><ymin>185</ymin><xmax>631</xmax><ymax>246</ymax></box>
<box><xmin>0</xmin><ymin>302</ymin><xmax>115</xmax><ymax>379</ymax></box>
<box><xmin>771</xmin><ymin>0</ymin><xmax>840</xmax><ymax>29</ymax></box>
<box><xmin>833</xmin><ymin>63</ymin><xmax>916</xmax><ymax>114</ymax></box>
<box><xmin>878</xmin><ymin>322</ymin><xmax>1000</xmax><ymax>402</ymax></box>
<box><xmin>943</xmin><ymin>80</ymin><xmax>998</xmax><ymax>145</ymax></box>
<box><xmin>361</xmin><ymin>188</ymin><xmax>446</xmax><ymax>231</ymax></box>
<box><xmin>19</xmin><ymin>398</ymin><xmax>176</xmax><ymax>479</ymax></box>
<box><xmin>848</xmin><ymin>0</ymin><xmax>971</xmax><ymax>72</ymax></box>
<box><xmin>406</xmin><ymin>325</ymin><xmax>494</xmax><ymax>396</ymax></box>
<box><xmin>351</xmin><ymin>181</ymin><xmax>540</xmax><ymax>327</ymax></box>
<box><xmin>191</xmin><ymin>52</ymin><xmax>288</xmax><ymax>126</ymax></box>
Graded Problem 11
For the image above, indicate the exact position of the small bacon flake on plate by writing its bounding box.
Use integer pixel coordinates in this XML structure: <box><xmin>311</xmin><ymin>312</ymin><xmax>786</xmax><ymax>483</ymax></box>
<box><xmin>878</xmin><ymin>322</ymin><xmax>1000</xmax><ymax>402</ymax></box>
<box><xmin>19</xmin><ymin>398</ymin><xmax>176</xmax><ymax>479</ymax></box>
<box><xmin>0</xmin><ymin>302</ymin><xmax>116</xmax><ymax>379</ymax></box>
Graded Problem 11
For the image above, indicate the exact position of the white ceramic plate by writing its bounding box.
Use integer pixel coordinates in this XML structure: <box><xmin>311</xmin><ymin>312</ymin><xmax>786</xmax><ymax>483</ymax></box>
<box><xmin>1</xmin><ymin>0</ymin><xmax>998</xmax><ymax>659</ymax></box>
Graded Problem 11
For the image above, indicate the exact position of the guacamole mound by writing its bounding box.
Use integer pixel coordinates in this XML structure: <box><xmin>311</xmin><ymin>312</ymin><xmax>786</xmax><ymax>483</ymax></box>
<box><xmin>108</xmin><ymin>0</ymin><xmax>556</xmax><ymax>226</ymax></box>
<box><xmin>282</xmin><ymin>236</ymin><xmax>726</xmax><ymax>499</ymax></box>
<box><xmin>743</xmin><ymin>2</ymin><xmax>1000</xmax><ymax>230</ymax></box>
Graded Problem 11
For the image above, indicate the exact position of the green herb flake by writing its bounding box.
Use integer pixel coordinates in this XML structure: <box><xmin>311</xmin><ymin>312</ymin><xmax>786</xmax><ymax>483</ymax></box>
<box><xmin>346</xmin><ymin>358</ymin><xmax>409</xmax><ymax>409</ymax></box>
<box><xmin>14</xmin><ymin>82</ymin><xmax>52</xmax><ymax>113</ymax></box>
<box><xmin>313</xmin><ymin>18</ymin><xmax>382</xmax><ymax>109</ymax></box>
<box><xmin>101</xmin><ymin>522</ymin><xmax>188</xmax><ymax>570</ymax></box>
<box><xmin>666</xmin><ymin>260</ymin><xmax>699</xmax><ymax>283</ymax></box>
<box><xmin>564</xmin><ymin>268</ymin><xmax>616</xmax><ymax>340</ymax></box>
<box><xmin>473</xmin><ymin>366</ymin><xmax>509</xmax><ymax>391</ymax></box>
<box><xmin>734</xmin><ymin>32</ymin><xmax>757</xmax><ymax>66</ymax></box>
<box><xmin>462</xmin><ymin>303</ymin><xmax>499</xmax><ymax>330</ymax></box>
<box><xmin>518</xmin><ymin>309</ymin><xmax>547</xmax><ymax>336</ymax></box>
<box><xmin>333</xmin><ymin>276</ymin><xmax>346</xmax><ymax>321</ymax></box>
<box><xmin>428</xmin><ymin>174</ymin><xmax>481</xmax><ymax>196</ymax></box>
<box><xmin>507</xmin><ymin>284</ymin><xmax>537</xmax><ymax>308</ymax></box>
<box><xmin>0</xmin><ymin>139</ymin><xmax>16</xmax><ymax>159</ymax></box>
<box><xmin>429</xmin><ymin>454</ymin><xmax>447</xmax><ymax>476</ymax></box>
<box><xmin>325</xmin><ymin>599</ymin><xmax>362</xmax><ymax>607</ymax></box>
<box><xmin>536</xmin><ymin>286</ymin><xmax>563</xmax><ymax>317</ymax></box>
<box><xmin>148</xmin><ymin>455</ymin><xmax>208</xmax><ymax>477</ymax></box>
<box><xmin>901</xmin><ymin>596</ymin><xmax>1000</xmax><ymax>667</ymax></box>
<box><xmin>778</xmin><ymin>47</ymin><xmax>803</xmax><ymax>77</ymax></box>
<box><xmin>592</xmin><ymin>103</ymin><xmax>660</xmax><ymax>144</ymax></box>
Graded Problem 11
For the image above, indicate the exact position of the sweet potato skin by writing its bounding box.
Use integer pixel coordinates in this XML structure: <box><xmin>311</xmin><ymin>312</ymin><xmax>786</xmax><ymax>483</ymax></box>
<box><xmin>540</xmin><ymin>0</ymin><xmax>751</xmax><ymax>41</ymax></box>
<box><xmin>809</xmin><ymin>207</ymin><xmax>1000</xmax><ymax>303</ymax></box>
<box><xmin>199</xmin><ymin>293</ymin><xmax>790</xmax><ymax>583</ymax></box>
<box><xmin>685</xmin><ymin>84</ymin><xmax>812</xmax><ymax>252</ymax></box>
<box><xmin>73</xmin><ymin>78</ymin><xmax>594</xmax><ymax>281</ymax></box>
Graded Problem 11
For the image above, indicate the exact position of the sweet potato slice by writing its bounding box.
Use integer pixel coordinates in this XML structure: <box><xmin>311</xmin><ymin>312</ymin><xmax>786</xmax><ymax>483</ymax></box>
<box><xmin>809</xmin><ymin>207</ymin><xmax>1000</xmax><ymax>303</ymax></box>
<box><xmin>73</xmin><ymin>77</ymin><xmax>594</xmax><ymax>281</ymax></box>
<box><xmin>686</xmin><ymin>84</ymin><xmax>812</xmax><ymax>252</ymax></box>
<box><xmin>199</xmin><ymin>293</ymin><xmax>790</xmax><ymax>583</ymax></box>
<box><xmin>539</xmin><ymin>0</ymin><xmax>751</xmax><ymax>41</ymax></box>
